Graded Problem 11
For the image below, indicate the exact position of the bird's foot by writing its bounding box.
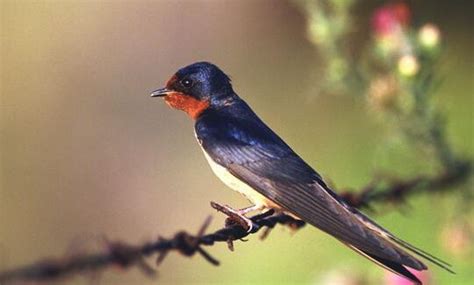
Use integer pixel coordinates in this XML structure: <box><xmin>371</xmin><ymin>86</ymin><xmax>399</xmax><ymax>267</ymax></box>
<box><xmin>210</xmin><ymin>201</ymin><xmax>254</xmax><ymax>232</ymax></box>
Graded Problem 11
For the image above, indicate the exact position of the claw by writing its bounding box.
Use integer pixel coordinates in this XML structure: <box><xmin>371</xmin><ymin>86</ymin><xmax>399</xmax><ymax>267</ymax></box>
<box><xmin>210</xmin><ymin>201</ymin><xmax>254</xmax><ymax>232</ymax></box>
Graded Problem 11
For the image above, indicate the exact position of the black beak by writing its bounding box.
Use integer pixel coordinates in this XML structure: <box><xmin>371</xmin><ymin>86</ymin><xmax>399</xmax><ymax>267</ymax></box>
<box><xmin>150</xmin><ymin>87</ymin><xmax>171</xmax><ymax>97</ymax></box>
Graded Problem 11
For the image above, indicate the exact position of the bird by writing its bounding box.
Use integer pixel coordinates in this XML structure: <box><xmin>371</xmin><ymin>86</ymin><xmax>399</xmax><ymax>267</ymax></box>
<box><xmin>150</xmin><ymin>62</ymin><xmax>452</xmax><ymax>284</ymax></box>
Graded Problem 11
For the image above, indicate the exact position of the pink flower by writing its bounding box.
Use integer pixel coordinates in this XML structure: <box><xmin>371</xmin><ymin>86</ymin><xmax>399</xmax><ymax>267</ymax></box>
<box><xmin>384</xmin><ymin>269</ymin><xmax>431</xmax><ymax>285</ymax></box>
<box><xmin>372</xmin><ymin>2</ymin><xmax>411</xmax><ymax>37</ymax></box>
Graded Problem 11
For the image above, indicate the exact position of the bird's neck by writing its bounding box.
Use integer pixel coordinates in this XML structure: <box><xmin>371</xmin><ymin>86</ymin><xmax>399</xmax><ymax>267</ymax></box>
<box><xmin>164</xmin><ymin>92</ymin><xmax>210</xmax><ymax>119</ymax></box>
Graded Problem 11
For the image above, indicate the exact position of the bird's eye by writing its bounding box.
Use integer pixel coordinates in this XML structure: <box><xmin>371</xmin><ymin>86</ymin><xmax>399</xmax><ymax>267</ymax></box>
<box><xmin>180</xmin><ymin>78</ymin><xmax>194</xmax><ymax>88</ymax></box>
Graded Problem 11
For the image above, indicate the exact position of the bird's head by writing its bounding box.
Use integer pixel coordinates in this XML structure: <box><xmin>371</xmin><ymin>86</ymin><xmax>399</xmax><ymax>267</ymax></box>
<box><xmin>151</xmin><ymin>62</ymin><xmax>234</xmax><ymax>119</ymax></box>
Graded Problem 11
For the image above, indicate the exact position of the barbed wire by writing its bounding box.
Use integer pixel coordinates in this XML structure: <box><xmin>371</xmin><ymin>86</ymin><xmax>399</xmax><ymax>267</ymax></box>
<box><xmin>0</xmin><ymin>160</ymin><xmax>470</xmax><ymax>284</ymax></box>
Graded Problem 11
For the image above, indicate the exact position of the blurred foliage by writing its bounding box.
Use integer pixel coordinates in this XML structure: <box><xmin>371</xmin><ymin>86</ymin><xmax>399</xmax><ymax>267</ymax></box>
<box><xmin>295</xmin><ymin>1</ymin><xmax>473</xmax><ymax>284</ymax></box>
<box><xmin>294</xmin><ymin>0</ymin><xmax>356</xmax><ymax>92</ymax></box>
<box><xmin>295</xmin><ymin>1</ymin><xmax>471</xmax><ymax>183</ymax></box>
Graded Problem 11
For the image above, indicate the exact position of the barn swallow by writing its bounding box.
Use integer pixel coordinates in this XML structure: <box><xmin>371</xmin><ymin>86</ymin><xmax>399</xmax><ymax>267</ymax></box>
<box><xmin>151</xmin><ymin>62</ymin><xmax>452</xmax><ymax>284</ymax></box>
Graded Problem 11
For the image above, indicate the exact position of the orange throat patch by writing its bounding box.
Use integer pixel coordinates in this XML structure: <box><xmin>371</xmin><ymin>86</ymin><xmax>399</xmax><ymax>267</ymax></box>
<box><xmin>164</xmin><ymin>92</ymin><xmax>210</xmax><ymax>119</ymax></box>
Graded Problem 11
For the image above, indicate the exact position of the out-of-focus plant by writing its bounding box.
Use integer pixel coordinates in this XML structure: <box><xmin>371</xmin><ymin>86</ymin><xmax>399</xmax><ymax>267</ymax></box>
<box><xmin>440</xmin><ymin>220</ymin><xmax>473</xmax><ymax>258</ymax></box>
<box><xmin>295</xmin><ymin>0</ymin><xmax>465</xmax><ymax>170</ymax></box>
<box><xmin>295</xmin><ymin>0</ymin><xmax>471</xmax><ymax>195</ymax></box>
<box><xmin>367</xmin><ymin>2</ymin><xmax>453</xmax><ymax>170</ymax></box>
<box><xmin>295</xmin><ymin>0</ymin><xmax>473</xmax><ymax>283</ymax></box>
<box><xmin>294</xmin><ymin>0</ymin><xmax>356</xmax><ymax>93</ymax></box>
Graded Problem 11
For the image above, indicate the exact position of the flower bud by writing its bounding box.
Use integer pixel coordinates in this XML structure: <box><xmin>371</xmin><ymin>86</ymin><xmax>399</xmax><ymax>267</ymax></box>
<box><xmin>418</xmin><ymin>23</ymin><xmax>441</xmax><ymax>49</ymax></box>
<box><xmin>397</xmin><ymin>54</ymin><xmax>419</xmax><ymax>77</ymax></box>
<box><xmin>372</xmin><ymin>2</ymin><xmax>410</xmax><ymax>37</ymax></box>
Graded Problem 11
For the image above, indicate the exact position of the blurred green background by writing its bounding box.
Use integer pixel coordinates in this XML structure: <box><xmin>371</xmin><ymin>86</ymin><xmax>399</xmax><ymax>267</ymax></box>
<box><xmin>1</xmin><ymin>1</ymin><xmax>472</xmax><ymax>284</ymax></box>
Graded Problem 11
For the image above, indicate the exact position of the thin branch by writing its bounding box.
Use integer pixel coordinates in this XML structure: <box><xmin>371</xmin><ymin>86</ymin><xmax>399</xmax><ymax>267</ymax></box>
<box><xmin>0</xmin><ymin>160</ymin><xmax>471</xmax><ymax>284</ymax></box>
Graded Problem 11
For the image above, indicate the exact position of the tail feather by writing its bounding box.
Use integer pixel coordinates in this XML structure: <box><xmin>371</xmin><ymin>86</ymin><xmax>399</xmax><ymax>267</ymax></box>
<box><xmin>387</xmin><ymin>236</ymin><xmax>454</xmax><ymax>273</ymax></box>
<box><xmin>365</xmin><ymin>250</ymin><xmax>423</xmax><ymax>285</ymax></box>
<box><xmin>347</xmin><ymin>206</ymin><xmax>454</xmax><ymax>273</ymax></box>
<box><xmin>346</xmin><ymin>243</ymin><xmax>422</xmax><ymax>285</ymax></box>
